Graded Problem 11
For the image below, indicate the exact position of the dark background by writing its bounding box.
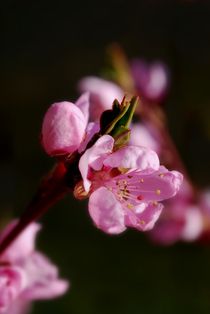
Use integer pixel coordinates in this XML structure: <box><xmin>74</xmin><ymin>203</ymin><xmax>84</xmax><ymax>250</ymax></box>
<box><xmin>1</xmin><ymin>1</ymin><xmax>210</xmax><ymax>313</ymax></box>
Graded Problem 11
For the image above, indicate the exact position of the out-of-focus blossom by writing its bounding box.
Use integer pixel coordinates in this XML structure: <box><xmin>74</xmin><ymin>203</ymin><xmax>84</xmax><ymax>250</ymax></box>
<box><xmin>129</xmin><ymin>123</ymin><xmax>161</xmax><ymax>154</ymax></box>
<box><xmin>42</xmin><ymin>93</ymin><xmax>89</xmax><ymax>156</ymax></box>
<box><xmin>78</xmin><ymin>135</ymin><xmax>183</xmax><ymax>234</ymax></box>
<box><xmin>149</xmin><ymin>181</ymin><xmax>205</xmax><ymax>245</ymax></box>
<box><xmin>131</xmin><ymin>59</ymin><xmax>169</xmax><ymax>103</ymax></box>
<box><xmin>78</xmin><ymin>77</ymin><xmax>124</xmax><ymax>120</ymax></box>
<box><xmin>0</xmin><ymin>221</ymin><xmax>69</xmax><ymax>314</ymax></box>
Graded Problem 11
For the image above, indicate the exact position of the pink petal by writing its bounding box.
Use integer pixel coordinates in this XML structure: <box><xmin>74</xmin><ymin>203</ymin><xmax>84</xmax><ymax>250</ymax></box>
<box><xmin>131</xmin><ymin>59</ymin><xmax>169</xmax><ymax>102</ymax></box>
<box><xmin>149</xmin><ymin>219</ymin><xmax>184</xmax><ymax>245</ymax></box>
<box><xmin>75</xmin><ymin>92</ymin><xmax>90</xmax><ymax>126</ymax></box>
<box><xmin>78</xmin><ymin>77</ymin><xmax>124</xmax><ymax>120</ymax></box>
<box><xmin>181</xmin><ymin>207</ymin><xmax>203</xmax><ymax>242</ymax></box>
<box><xmin>0</xmin><ymin>266</ymin><xmax>26</xmax><ymax>314</ymax></box>
<box><xmin>129</xmin><ymin>123</ymin><xmax>161</xmax><ymax>154</ymax></box>
<box><xmin>125</xmin><ymin>202</ymin><xmax>163</xmax><ymax>231</ymax></box>
<box><xmin>22</xmin><ymin>252</ymin><xmax>69</xmax><ymax>300</ymax></box>
<box><xmin>103</xmin><ymin>145</ymin><xmax>160</xmax><ymax>172</ymax></box>
<box><xmin>118</xmin><ymin>166</ymin><xmax>183</xmax><ymax>203</ymax></box>
<box><xmin>0</xmin><ymin>222</ymin><xmax>41</xmax><ymax>263</ymax></box>
<box><xmin>79</xmin><ymin>135</ymin><xmax>114</xmax><ymax>191</ymax></box>
<box><xmin>88</xmin><ymin>187</ymin><xmax>126</xmax><ymax>234</ymax></box>
<box><xmin>78</xmin><ymin>122</ymin><xmax>100</xmax><ymax>153</ymax></box>
<box><xmin>42</xmin><ymin>101</ymin><xmax>87</xmax><ymax>155</ymax></box>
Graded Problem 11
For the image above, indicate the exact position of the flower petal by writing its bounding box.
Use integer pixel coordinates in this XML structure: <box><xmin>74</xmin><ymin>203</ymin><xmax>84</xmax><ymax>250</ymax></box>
<box><xmin>0</xmin><ymin>222</ymin><xmax>41</xmax><ymax>263</ymax></box>
<box><xmin>149</xmin><ymin>219</ymin><xmax>184</xmax><ymax>245</ymax></box>
<box><xmin>89</xmin><ymin>187</ymin><xmax>126</xmax><ymax>234</ymax></box>
<box><xmin>0</xmin><ymin>266</ymin><xmax>27</xmax><ymax>313</ymax></box>
<box><xmin>181</xmin><ymin>207</ymin><xmax>203</xmax><ymax>242</ymax></box>
<box><xmin>79</xmin><ymin>135</ymin><xmax>114</xmax><ymax>191</ymax></box>
<box><xmin>119</xmin><ymin>166</ymin><xmax>183</xmax><ymax>203</ymax></box>
<box><xmin>22</xmin><ymin>252</ymin><xmax>69</xmax><ymax>300</ymax></box>
<box><xmin>42</xmin><ymin>101</ymin><xmax>86</xmax><ymax>155</ymax></box>
<box><xmin>129</xmin><ymin>123</ymin><xmax>161</xmax><ymax>154</ymax></box>
<box><xmin>125</xmin><ymin>202</ymin><xmax>163</xmax><ymax>231</ymax></box>
<box><xmin>78</xmin><ymin>122</ymin><xmax>100</xmax><ymax>154</ymax></box>
<box><xmin>78</xmin><ymin>77</ymin><xmax>124</xmax><ymax>120</ymax></box>
<box><xmin>103</xmin><ymin>145</ymin><xmax>160</xmax><ymax>172</ymax></box>
<box><xmin>75</xmin><ymin>92</ymin><xmax>90</xmax><ymax>126</ymax></box>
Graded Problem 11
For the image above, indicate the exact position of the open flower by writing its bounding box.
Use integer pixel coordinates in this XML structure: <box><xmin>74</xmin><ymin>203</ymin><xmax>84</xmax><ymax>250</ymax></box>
<box><xmin>78</xmin><ymin>135</ymin><xmax>183</xmax><ymax>234</ymax></box>
<box><xmin>0</xmin><ymin>221</ymin><xmax>69</xmax><ymax>314</ymax></box>
<box><xmin>42</xmin><ymin>93</ymin><xmax>89</xmax><ymax>156</ymax></box>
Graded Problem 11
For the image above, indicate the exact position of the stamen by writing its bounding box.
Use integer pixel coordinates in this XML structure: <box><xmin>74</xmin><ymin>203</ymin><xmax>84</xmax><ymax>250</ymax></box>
<box><xmin>156</xmin><ymin>189</ymin><xmax>161</xmax><ymax>195</ymax></box>
<box><xmin>127</xmin><ymin>203</ymin><xmax>134</xmax><ymax>209</ymax></box>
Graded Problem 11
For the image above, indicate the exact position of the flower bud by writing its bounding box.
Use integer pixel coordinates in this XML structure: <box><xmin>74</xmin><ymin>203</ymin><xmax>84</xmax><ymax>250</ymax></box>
<box><xmin>42</xmin><ymin>101</ymin><xmax>87</xmax><ymax>156</ymax></box>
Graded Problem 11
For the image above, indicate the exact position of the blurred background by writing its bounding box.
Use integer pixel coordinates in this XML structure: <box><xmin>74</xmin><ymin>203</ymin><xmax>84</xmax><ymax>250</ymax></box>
<box><xmin>2</xmin><ymin>0</ymin><xmax>210</xmax><ymax>313</ymax></box>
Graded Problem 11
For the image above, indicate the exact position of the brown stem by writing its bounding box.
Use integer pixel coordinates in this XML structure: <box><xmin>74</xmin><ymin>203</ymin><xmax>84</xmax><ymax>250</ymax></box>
<box><xmin>0</xmin><ymin>163</ymin><xmax>69</xmax><ymax>257</ymax></box>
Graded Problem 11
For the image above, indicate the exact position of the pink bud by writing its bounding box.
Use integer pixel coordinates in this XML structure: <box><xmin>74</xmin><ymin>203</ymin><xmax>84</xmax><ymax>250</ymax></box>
<box><xmin>42</xmin><ymin>100</ymin><xmax>87</xmax><ymax>156</ymax></box>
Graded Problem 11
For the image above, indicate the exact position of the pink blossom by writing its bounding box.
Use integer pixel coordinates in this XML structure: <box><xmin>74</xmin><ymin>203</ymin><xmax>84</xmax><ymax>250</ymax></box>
<box><xmin>129</xmin><ymin>123</ymin><xmax>161</xmax><ymax>154</ymax></box>
<box><xmin>131</xmin><ymin>59</ymin><xmax>169</xmax><ymax>103</ymax></box>
<box><xmin>78</xmin><ymin>77</ymin><xmax>124</xmax><ymax>120</ymax></box>
<box><xmin>0</xmin><ymin>222</ymin><xmax>69</xmax><ymax>313</ymax></box>
<box><xmin>149</xmin><ymin>181</ymin><xmax>204</xmax><ymax>245</ymax></box>
<box><xmin>78</xmin><ymin>135</ymin><xmax>183</xmax><ymax>234</ymax></box>
<box><xmin>42</xmin><ymin>93</ymin><xmax>89</xmax><ymax>156</ymax></box>
<box><xmin>0</xmin><ymin>267</ymin><xmax>26</xmax><ymax>313</ymax></box>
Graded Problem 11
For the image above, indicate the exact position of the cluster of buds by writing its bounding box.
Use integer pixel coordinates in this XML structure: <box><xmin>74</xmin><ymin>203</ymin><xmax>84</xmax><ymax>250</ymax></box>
<box><xmin>0</xmin><ymin>51</ymin><xmax>187</xmax><ymax>313</ymax></box>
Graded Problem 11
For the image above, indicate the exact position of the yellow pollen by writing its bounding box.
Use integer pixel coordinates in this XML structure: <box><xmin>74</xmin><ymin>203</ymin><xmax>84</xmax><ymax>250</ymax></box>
<box><xmin>127</xmin><ymin>203</ymin><xmax>134</xmax><ymax>209</ymax></box>
<box><xmin>118</xmin><ymin>167</ymin><xmax>129</xmax><ymax>174</ymax></box>
<box><xmin>139</xmin><ymin>220</ymin><xmax>145</xmax><ymax>225</ymax></box>
<box><xmin>159</xmin><ymin>173</ymin><xmax>164</xmax><ymax>178</ymax></box>
<box><xmin>152</xmin><ymin>201</ymin><xmax>158</xmax><ymax>206</ymax></box>
<box><xmin>140</xmin><ymin>178</ymin><xmax>144</xmax><ymax>183</ymax></box>
<box><xmin>156</xmin><ymin>189</ymin><xmax>161</xmax><ymax>195</ymax></box>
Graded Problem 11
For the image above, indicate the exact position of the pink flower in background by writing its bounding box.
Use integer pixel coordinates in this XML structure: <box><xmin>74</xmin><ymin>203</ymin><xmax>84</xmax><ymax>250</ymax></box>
<box><xmin>42</xmin><ymin>93</ymin><xmax>89</xmax><ymax>156</ymax></box>
<box><xmin>0</xmin><ymin>221</ymin><xmax>69</xmax><ymax>314</ymax></box>
<box><xmin>131</xmin><ymin>59</ymin><xmax>169</xmax><ymax>103</ymax></box>
<box><xmin>78</xmin><ymin>77</ymin><xmax>124</xmax><ymax>120</ymax></box>
<box><xmin>129</xmin><ymin>123</ymin><xmax>162</xmax><ymax>154</ymax></box>
<box><xmin>78</xmin><ymin>135</ymin><xmax>183</xmax><ymax>234</ymax></box>
<box><xmin>149</xmin><ymin>181</ymin><xmax>204</xmax><ymax>245</ymax></box>
<box><xmin>0</xmin><ymin>267</ymin><xmax>26</xmax><ymax>314</ymax></box>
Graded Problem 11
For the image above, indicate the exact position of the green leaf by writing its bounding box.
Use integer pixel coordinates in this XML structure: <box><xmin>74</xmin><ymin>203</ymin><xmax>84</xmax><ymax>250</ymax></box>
<box><xmin>100</xmin><ymin>96</ymin><xmax>139</xmax><ymax>138</ymax></box>
<box><xmin>110</xmin><ymin>96</ymin><xmax>139</xmax><ymax>138</ymax></box>
<box><xmin>113</xmin><ymin>127</ymin><xmax>131</xmax><ymax>150</ymax></box>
